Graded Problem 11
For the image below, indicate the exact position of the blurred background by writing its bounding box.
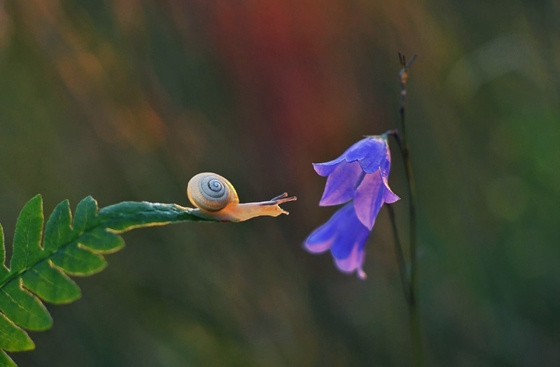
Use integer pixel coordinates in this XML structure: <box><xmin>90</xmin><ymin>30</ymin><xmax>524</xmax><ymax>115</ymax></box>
<box><xmin>0</xmin><ymin>0</ymin><xmax>559</xmax><ymax>366</ymax></box>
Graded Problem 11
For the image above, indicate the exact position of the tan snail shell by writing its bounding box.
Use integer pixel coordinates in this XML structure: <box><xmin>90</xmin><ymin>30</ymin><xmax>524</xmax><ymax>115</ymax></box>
<box><xmin>187</xmin><ymin>172</ymin><xmax>296</xmax><ymax>222</ymax></box>
<box><xmin>187</xmin><ymin>172</ymin><xmax>238</xmax><ymax>211</ymax></box>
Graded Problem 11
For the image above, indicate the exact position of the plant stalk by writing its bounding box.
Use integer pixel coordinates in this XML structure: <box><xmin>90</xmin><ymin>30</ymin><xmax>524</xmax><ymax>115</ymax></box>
<box><xmin>386</xmin><ymin>203</ymin><xmax>409</xmax><ymax>304</ymax></box>
<box><xmin>396</xmin><ymin>53</ymin><xmax>423</xmax><ymax>367</ymax></box>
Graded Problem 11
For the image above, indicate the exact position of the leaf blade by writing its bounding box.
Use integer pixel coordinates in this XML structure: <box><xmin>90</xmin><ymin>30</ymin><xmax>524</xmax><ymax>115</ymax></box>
<box><xmin>79</xmin><ymin>229</ymin><xmax>124</xmax><ymax>254</ymax></box>
<box><xmin>50</xmin><ymin>243</ymin><xmax>107</xmax><ymax>277</ymax></box>
<box><xmin>0</xmin><ymin>313</ymin><xmax>34</xmax><ymax>352</ymax></box>
<box><xmin>43</xmin><ymin>200</ymin><xmax>73</xmax><ymax>253</ymax></box>
<box><xmin>10</xmin><ymin>195</ymin><xmax>44</xmax><ymax>273</ymax></box>
<box><xmin>0</xmin><ymin>350</ymin><xmax>18</xmax><ymax>367</ymax></box>
<box><xmin>0</xmin><ymin>226</ymin><xmax>9</xmax><ymax>280</ymax></box>
<box><xmin>0</xmin><ymin>280</ymin><xmax>52</xmax><ymax>331</ymax></box>
<box><xmin>73</xmin><ymin>196</ymin><xmax>99</xmax><ymax>235</ymax></box>
<box><xmin>21</xmin><ymin>261</ymin><xmax>81</xmax><ymax>305</ymax></box>
<box><xmin>98</xmin><ymin>201</ymin><xmax>216</xmax><ymax>233</ymax></box>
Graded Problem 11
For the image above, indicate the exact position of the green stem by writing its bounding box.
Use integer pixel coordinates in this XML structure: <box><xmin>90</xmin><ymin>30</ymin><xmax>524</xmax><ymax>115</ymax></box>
<box><xmin>396</xmin><ymin>53</ymin><xmax>423</xmax><ymax>367</ymax></box>
<box><xmin>386</xmin><ymin>204</ymin><xmax>410</xmax><ymax>304</ymax></box>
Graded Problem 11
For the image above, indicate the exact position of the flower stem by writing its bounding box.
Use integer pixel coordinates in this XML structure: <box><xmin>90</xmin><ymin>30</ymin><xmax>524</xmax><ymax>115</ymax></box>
<box><xmin>386</xmin><ymin>203</ymin><xmax>409</xmax><ymax>303</ymax></box>
<box><xmin>394</xmin><ymin>53</ymin><xmax>423</xmax><ymax>367</ymax></box>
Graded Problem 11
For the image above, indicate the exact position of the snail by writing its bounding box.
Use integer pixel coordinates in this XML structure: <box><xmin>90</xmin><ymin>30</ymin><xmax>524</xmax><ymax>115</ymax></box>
<box><xmin>187</xmin><ymin>172</ymin><xmax>297</xmax><ymax>222</ymax></box>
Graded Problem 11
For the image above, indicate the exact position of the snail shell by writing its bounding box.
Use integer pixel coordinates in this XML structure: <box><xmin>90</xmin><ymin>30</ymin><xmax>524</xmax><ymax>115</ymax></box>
<box><xmin>187</xmin><ymin>172</ymin><xmax>239</xmax><ymax>211</ymax></box>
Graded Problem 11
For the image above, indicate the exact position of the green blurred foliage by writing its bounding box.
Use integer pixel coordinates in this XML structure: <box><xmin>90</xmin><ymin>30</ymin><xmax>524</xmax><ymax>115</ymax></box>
<box><xmin>0</xmin><ymin>0</ymin><xmax>558</xmax><ymax>366</ymax></box>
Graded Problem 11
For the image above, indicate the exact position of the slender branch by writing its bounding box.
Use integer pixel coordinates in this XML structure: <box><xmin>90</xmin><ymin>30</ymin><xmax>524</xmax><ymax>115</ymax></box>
<box><xmin>397</xmin><ymin>52</ymin><xmax>423</xmax><ymax>367</ymax></box>
<box><xmin>386</xmin><ymin>203</ymin><xmax>410</xmax><ymax>304</ymax></box>
<box><xmin>398</xmin><ymin>53</ymin><xmax>417</xmax><ymax>139</ymax></box>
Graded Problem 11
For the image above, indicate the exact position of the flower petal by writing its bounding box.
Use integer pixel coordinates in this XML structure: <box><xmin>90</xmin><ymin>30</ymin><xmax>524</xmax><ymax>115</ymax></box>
<box><xmin>346</xmin><ymin>137</ymin><xmax>388</xmax><ymax>173</ymax></box>
<box><xmin>354</xmin><ymin>170</ymin><xmax>401</xmax><ymax>229</ymax></box>
<box><xmin>313</xmin><ymin>136</ymin><xmax>384</xmax><ymax>176</ymax></box>
<box><xmin>378</xmin><ymin>156</ymin><xmax>392</xmax><ymax>179</ymax></box>
<box><xmin>354</xmin><ymin>170</ymin><xmax>384</xmax><ymax>229</ymax></box>
<box><xmin>304</xmin><ymin>203</ymin><xmax>353</xmax><ymax>253</ymax></box>
<box><xmin>304</xmin><ymin>203</ymin><xmax>370</xmax><ymax>265</ymax></box>
<box><xmin>334</xmin><ymin>245</ymin><xmax>367</xmax><ymax>280</ymax></box>
<box><xmin>313</xmin><ymin>160</ymin><xmax>342</xmax><ymax>177</ymax></box>
<box><xmin>318</xmin><ymin>161</ymin><xmax>362</xmax><ymax>206</ymax></box>
<box><xmin>383</xmin><ymin>182</ymin><xmax>400</xmax><ymax>203</ymax></box>
<box><xmin>312</xmin><ymin>140</ymin><xmax>366</xmax><ymax>176</ymax></box>
<box><xmin>330</xmin><ymin>205</ymin><xmax>369</xmax><ymax>260</ymax></box>
<box><xmin>304</xmin><ymin>236</ymin><xmax>334</xmax><ymax>254</ymax></box>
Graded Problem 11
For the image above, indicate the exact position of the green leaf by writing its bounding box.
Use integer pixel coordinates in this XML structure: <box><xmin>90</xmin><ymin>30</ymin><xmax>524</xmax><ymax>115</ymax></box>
<box><xmin>0</xmin><ymin>350</ymin><xmax>18</xmax><ymax>367</ymax></box>
<box><xmin>0</xmin><ymin>280</ymin><xmax>52</xmax><ymax>331</ymax></box>
<box><xmin>50</xmin><ymin>243</ymin><xmax>107</xmax><ymax>277</ymax></box>
<box><xmin>0</xmin><ymin>226</ymin><xmax>9</xmax><ymax>279</ymax></box>
<box><xmin>9</xmin><ymin>195</ymin><xmax>44</xmax><ymax>273</ymax></box>
<box><xmin>0</xmin><ymin>195</ymin><xmax>217</xmax><ymax>365</ymax></box>
<box><xmin>0</xmin><ymin>313</ymin><xmax>34</xmax><ymax>352</ymax></box>
<box><xmin>78</xmin><ymin>228</ymin><xmax>125</xmax><ymax>254</ymax></box>
<box><xmin>98</xmin><ymin>201</ymin><xmax>210</xmax><ymax>232</ymax></box>
<box><xmin>73</xmin><ymin>196</ymin><xmax>99</xmax><ymax>235</ymax></box>
<box><xmin>21</xmin><ymin>261</ymin><xmax>81</xmax><ymax>304</ymax></box>
<box><xmin>43</xmin><ymin>200</ymin><xmax>73</xmax><ymax>253</ymax></box>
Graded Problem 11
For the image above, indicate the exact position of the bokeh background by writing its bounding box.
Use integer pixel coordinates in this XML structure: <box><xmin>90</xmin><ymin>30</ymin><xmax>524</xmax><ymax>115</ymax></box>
<box><xmin>1</xmin><ymin>0</ymin><xmax>559</xmax><ymax>366</ymax></box>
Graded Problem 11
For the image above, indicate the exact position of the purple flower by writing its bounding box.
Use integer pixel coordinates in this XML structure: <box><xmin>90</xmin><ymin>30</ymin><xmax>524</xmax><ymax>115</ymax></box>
<box><xmin>305</xmin><ymin>203</ymin><xmax>369</xmax><ymax>279</ymax></box>
<box><xmin>304</xmin><ymin>135</ymin><xmax>400</xmax><ymax>279</ymax></box>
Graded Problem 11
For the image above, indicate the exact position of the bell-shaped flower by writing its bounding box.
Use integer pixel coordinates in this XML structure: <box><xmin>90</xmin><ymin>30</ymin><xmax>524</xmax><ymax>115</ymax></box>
<box><xmin>305</xmin><ymin>134</ymin><xmax>400</xmax><ymax>279</ymax></box>
<box><xmin>304</xmin><ymin>203</ymin><xmax>369</xmax><ymax>279</ymax></box>
<box><xmin>313</xmin><ymin>136</ymin><xmax>399</xmax><ymax>230</ymax></box>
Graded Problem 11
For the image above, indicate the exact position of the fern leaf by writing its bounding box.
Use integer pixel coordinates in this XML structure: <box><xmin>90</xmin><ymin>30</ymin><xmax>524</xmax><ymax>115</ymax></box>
<box><xmin>9</xmin><ymin>196</ymin><xmax>44</xmax><ymax>273</ymax></box>
<box><xmin>0</xmin><ymin>350</ymin><xmax>19</xmax><ymax>367</ymax></box>
<box><xmin>0</xmin><ymin>195</ymin><xmax>216</xmax><ymax>366</ymax></box>
<box><xmin>0</xmin><ymin>226</ymin><xmax>9</xmax><ymax>278</ymax></box>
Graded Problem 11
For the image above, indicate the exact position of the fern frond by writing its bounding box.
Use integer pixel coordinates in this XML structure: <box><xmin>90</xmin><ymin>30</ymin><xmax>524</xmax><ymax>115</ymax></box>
<box><xmin>0</xmin><ymin>195</ymin><xmax>215</xmax><ymax>366</ymax></box>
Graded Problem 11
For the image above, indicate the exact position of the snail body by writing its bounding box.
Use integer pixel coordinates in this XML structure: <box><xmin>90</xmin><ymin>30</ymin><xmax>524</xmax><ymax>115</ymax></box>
<box><xmin>187</xmin><ymin>172</ymin><xmax>296</xmax><ymax>222</ymax></box>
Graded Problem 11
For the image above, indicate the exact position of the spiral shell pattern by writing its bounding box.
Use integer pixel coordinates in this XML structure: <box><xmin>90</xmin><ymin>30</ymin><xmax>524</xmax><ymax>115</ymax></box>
<box><xmin>187</xmin><ymin>172</ymin><xmax>238</xmax><ymax>211</ymax></box>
